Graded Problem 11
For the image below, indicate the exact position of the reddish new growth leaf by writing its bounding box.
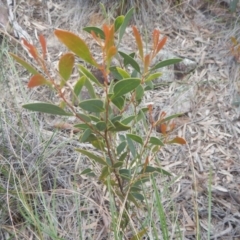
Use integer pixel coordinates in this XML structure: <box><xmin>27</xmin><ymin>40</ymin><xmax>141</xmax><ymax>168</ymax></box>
<box><xmin>132</xmin><ymin>26</ymin><xmax>143</xmax><ymax>59</ymax></box>
<box><xmin>28</xmin><ymin>74</ymin><xmax>47</xmax><ymax>88</ymax></box>
<box><xmin>91</xmin><ymin>31</ymin><xmax>103</xmax><ymax>47</ymax></box>
<box><xmin>144</xmin><ymin>54</ymin><xmax>150</xmax><ymax>73</ymax></box>
<box><xmin>159</xmin><ymin>123</ymin><xmax>167</xmax><ymax>134</ymax></box>
<box><xmin>152</xmin><ymin>29</ymin><xmax>160</xmax><ymax>50</ymax></box>
<box><xmin>39</xmin><ymin>34</ymin><xmax>47</xmax><ymax>59</ymax></box>
<box><xmin>168</xmin><ymin>137</ymin><xmax>186</xmax><ymax>145</ymax></box>
<box><xmin>107</xmin><ymin>46</ymin><xmax>117</xmax><ymax>63</ymax></box>
<box><xmin>103</xmin><ymin>24</ymin><xmax>115</xmax><ymax>53</ymax></box>
<box><xmin>151</xmin><ymin>29</ymin><xmax>167</xmax><ymax>59</ymax></box>
<box><xmin>22</xmin><ymin>38</ymin><xmax>39</xmax><ymax>61</ymax></box>
<box><xmin>156</xmin><ymin>36</ymin><xmax>167</xmax><ymax>54</ymax></box>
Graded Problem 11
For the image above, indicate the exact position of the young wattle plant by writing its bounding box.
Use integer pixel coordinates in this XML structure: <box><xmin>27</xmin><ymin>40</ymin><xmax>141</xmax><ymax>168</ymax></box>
<box><xmin>10</xmin><ymin>8</ymin><xmax>186</xmax><ymax>237</ymax></box>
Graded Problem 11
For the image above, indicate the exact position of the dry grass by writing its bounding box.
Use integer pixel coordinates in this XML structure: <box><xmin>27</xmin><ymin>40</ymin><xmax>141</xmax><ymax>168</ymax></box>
<box><xmin>1</xmin><ymin>0</ymin><xmax>240</xmax><ymax>239</ymax></box>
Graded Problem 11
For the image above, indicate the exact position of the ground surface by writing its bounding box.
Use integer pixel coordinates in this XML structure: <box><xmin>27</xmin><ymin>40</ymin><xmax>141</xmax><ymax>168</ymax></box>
<box><xmin>1</xmin><ymin>0</ymin><xmax>240</xmax><ymax>239</ymax></box>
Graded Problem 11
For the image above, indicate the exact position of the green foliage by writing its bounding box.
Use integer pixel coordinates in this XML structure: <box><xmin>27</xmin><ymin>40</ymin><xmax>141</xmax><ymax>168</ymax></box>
<box><xmin>23</xmin><ymin>103</ymin><xmax>72</xmax><ymax>116</ymax></box>
<box><xmin>10</xmin><ymin>7</ymin><xmax>186</xmax><ymax>237</ymax></box>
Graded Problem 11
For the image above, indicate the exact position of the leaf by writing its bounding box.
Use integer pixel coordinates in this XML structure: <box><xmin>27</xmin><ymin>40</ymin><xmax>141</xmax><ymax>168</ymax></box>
<box><xmin>119</xmin><ymin>169</ymin><xmax>131</xmax><ymax>180</ymax></box>
<box><xmin>149</xmin><ymin>137</ymin><xmax>164</xmax><ymax>146</ymax></box>
<box><xmin>73</xmin><ymin>76</ymin><xmax>86</xmax><ymax>97</ymax></box>
<box><xmin>133</xmin><ymin>177</ymin><xmax>150</xmax><ymax>186</ymax></box>
<box><xmin>75</xmin><ymin>149</ymin><xmax>107</xmax><ymax>165</ymax></box>
<box><xmin>159</xmin><ymin>123</ymin><xmax>167</xmax><ymax>134</ymax></box>
<box><xmin>74</xmin><ymin>123</ymin><xmax>89</xmax><ymax>130</ymax></box>
<box><xmin>83</xmin><ymin>26</ymin><xmax>105</xmax><ymax>39</ymax></box>
<box><xmin>119</xmin><ymin>51</ymin><xmax>141</xmax><ymax>73</ymax></box>
<box><xmin>83</xmin><ymin>134</ymin><xmax>98</xmax><ymax>142</ymax></box>
<box><xmin>22</xmin><ymin>39</ymin><xmax>38</xmax><ymax>60</ymax></box>
<box><xmin>155</xmin><ymin>167</ymin><xmax>171</xmax><ymax>176</ymax></box>
<box><xmin>127</xmin><ymin>137</ymin><xmax>136</xmax><ymax>158</ymax></box>
<box><xmin>106</xmin><ymin>157</ymin><xmax>112</xmax><ymax>166</ymax></box>
<box><xmin>81</xmin><ymin>168</ymin><xmax>92</xmax><ymax>175</ymax></box>
<box><xmin>112</xmin><ymin>78</ymin><xmax>141</xmax><ymax>99</ymax></box>
<box><xmin>109</xmin><ymin>66</ymin><xmax>124</xmax><ymax>80</ymax></box>
<box><xmin>168</xmin><ymin>136</ymin><xmax>186</xmax><ymax>145</ymax></box>
<box><xmin>127</xmin><ymin>193</ymin><xmax>139</xmax><ymax>207</ymax></box>
<box><xmin>121</xmin><ymin>115</ymin><xmax>135</xmax><ymax>125</ymax></box>
<box><xmin>103</xmin><ymin>24</ymin><xmax>115</xmax><ymax>52</ymax></box>
<box><xmin>84</xmin><ymin>78</ymin><xmax>97</xmax><ymax>99</ymax></box>
<box><xmin>28</xmin><ymin>74</ymin><xmax>48</xmax><ymax>88</ymax></box>
<box><xmin>118</xmin><ymin>8</ymin><xmax>134</xmax><ymax>45</ymax></box>
<box><xmin>151</xmin><ymin>58</ymin><xmax>182</xmax><ymax>71</ymax></box>
<box><xmin>118</xmin><ymin>151</ymin><xmax>128</xmax><ymax>162</ymax></box>
<box><xmin>110</xmin><ymin>114</ymin><xmax>122</xmax><ymax>123</ymax></box>
<box><xmin>109</xmin><ymin>121</ymin><xmax>131</xmax><ymax>131</ymax></box>
<box><xmin>145</xmin><ymin>72</ymin><xmax>162</xmax><ymax>82</ymax></box>
<box><xmin>159</xmin><ymin>113</ymin><xmax>183</xmax><ymax>123</ymax></box>
<box><xmin>59</xmin><ymin>100</ymin><xmax>66</xmax><ymax>109</ymax></box>
<box><xmin>79</xmin><ymin>65</ymin><xmax>102</xmax><ymax>86</ymax></box>
<box><xmin>126</xmin><ymin>134</ymin><xmax>143</xmax><ymax>145</ymax></box>
<box><xmin>131</xmin><ymin>192</ymin><xmax>144</xmax><ymax>201</ymax></box>
<box><xmin>54</xmin><ymin>29</ymin><xmax>98</xmax><ymax>67</ymax></box>
<box><xmin>114</xmin><ymin>15</ymin><xmax>124</xmax><ymax>32</ymax></box>
<box><xmin>144</xmin><ymin>54</ymin><xmax>150</xmax><ymax>73</ymax></box>
<box><xmin>59</xmin><ymin>52</ymin><xmax>75</xmax><ymax>83</ymax></box>
<box><xmin>110</xmin><ymin>116</ymin><xmax>120</xmax><ymax>124</ymax></box>
<box><xmin>91</xmin><ymin>139</ymin><xmax>105</xmax><ymax>151</ymax></box>
<box><xmin>113</xmin><ymin>161</ymin><xmax>124</xmax><ymax>168</ymax></box>
<box><xmin>145</xmin><ymin>80</ymin><xmax>154</xmax><ymax>90</ymax></box>
<box><xmin>135</xmin><ymin>84</ymin><xmax>144</xmax><ymax>101</ymax></box>
<box><xmin>115</xmin><ymin>67</ymin><xmax>130</xmax><ymax>78</ymax></box>
<box><xmin>89</xmin><ymin>115</ymin><xmax>101</xmax><ymax>122</ymax></box>
<box><xmin>130</xmin><ymin>186</ymin><xmax>142</xmax><ymax>192</ymax></box>
<box><xmin>119</xmin><ymin>135</ymin><xmax>125</xmax><ymax>141</ymax></box>
<box><xmin>107</xmin><ymin>46</ymin><xmax>117</xmax><ymax>62</ymax></box>
<box><xmin>38</xmin><ymin>34</ymin><xmax>47</xmax><ymax>59</ymax></box>
<box><xmin>79</xmin><ymin>99</ymin><xmax>105</xmax><ymax>112</ymax></box>
<box><xmin>99</xmin><ymin>166</ymin><xmax>110</xmax><ymax>181</ymax></box>
<box><xmin>136</xmin><ymin>109</ymin><xmax>148</xmax><ymax>127</ymax></box>
<box><xmin>117</xmin><ymin>142</ymin><xmax>127</xmax><ymax>155</ymax></box>
<box><xmin>96</xmin><ymin>121</ymin><xmax>107</xmax><ymax>131</ymax></box>
<box><xmin>80</xmin><ymin>128</ymin><xmax>92</xmax><ymax>142</ymax></box>
<box><xmin>10</xmin><ymin>53</ymin><xmax>39</xmax><ymax>75</ymax></box>
<box><xmin>76</xmin><ymin>113</ymin><xmax>91</xmax><ymax>122</ymax></box>
<box><xmin>141</xmin><ymin>166</ymin><xmax>171</xmax><ymax>176</ymax></box>
<box><xmin>23</xmin><ymin>103</ymin><xmax>72</xmax><ymax>116</ymax></box>
<box><xmin>156</xmin><ymin>36</ymin><xmax>167</xmax><ymax>54</ymax></box>
<box><xmin>111</xmin><ymin>96</ymin><xmax>125</xmax><ymax>110</ymax></box>
<box><xmin>132</xmin><ymin>26</ymin><xmax>143</xmax><ymax>59</ymax></box>
<box><xmin>153</xmin><ymin>29</ymin><xmax>160</xmax><ymax>50</ymax></box>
